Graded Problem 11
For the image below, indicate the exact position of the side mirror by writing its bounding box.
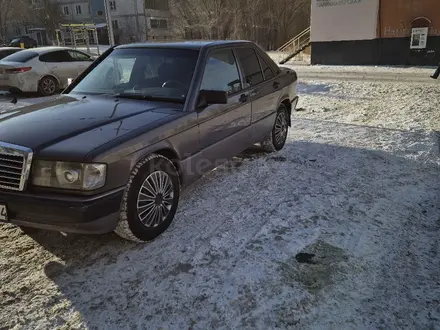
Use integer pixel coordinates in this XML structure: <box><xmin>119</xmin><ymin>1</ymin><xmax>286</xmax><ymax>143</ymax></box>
<box><xmin>197</xmin><ymin>90</ymin><xmax>228</xmax><ymax>109</ymax></box>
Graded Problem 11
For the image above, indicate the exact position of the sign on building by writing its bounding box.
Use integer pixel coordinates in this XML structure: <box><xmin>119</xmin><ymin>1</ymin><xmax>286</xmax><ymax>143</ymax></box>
<box><xmin>410</xmin><ymin>27</ymin><xmax>429</xmax><ymax>49</ymax></box>
<box><xmin>311</xmin><ymin>0</ymin><xmax>379</xmax><ymax>42</ymax></box>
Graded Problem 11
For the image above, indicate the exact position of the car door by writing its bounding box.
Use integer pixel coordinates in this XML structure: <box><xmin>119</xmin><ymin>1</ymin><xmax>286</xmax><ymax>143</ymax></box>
<box><xmin>68</xmin><ymin>50</ymin><xmax>94</xmax><ymax>76</ymax></box>
<box><xmin>197</xmin><ymin>48</ymin><xmax>252</xmax><ymax>165</ymax></box>
<box><xmin>40</xmin><ymin>50</ymin><xmax>78</xmax><ymax>88</ymax></box>
<box><xmin>234</xmin><ymin>47</ymin><xmax>282</xmax><ymax>143</ymax></box>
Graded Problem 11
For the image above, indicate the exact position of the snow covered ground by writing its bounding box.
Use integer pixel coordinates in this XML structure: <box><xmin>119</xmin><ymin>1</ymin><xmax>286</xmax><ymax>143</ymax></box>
<box><xmin>0</xmin><ymin>66</ymin><xmax>439</xmax><ymax>329</ymax></box>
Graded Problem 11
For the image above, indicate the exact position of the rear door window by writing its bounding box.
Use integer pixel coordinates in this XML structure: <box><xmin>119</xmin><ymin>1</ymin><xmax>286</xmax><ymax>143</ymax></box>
<box><xmin>234</xmin><ymin>48</ymin><xmax>264</xmax><ymax>88</ymax></box>
<box><xmin>258</xmin><ymin>54</ymin><xmax>275</xmax><ymax>80</ymax></box>
<box><xmin>68</xmin><ymin>50</ymin><xmax>91</xmax><ymax>61</ymax></box>
<box><xmin>39</xmin><ymin>51</ymin><xmax>73</xmax><ymax>63</ymax></box>
<box><xmin>1</xmin><ymin>51</ymin><xmax>38</xmax><ymax>62</ymax></box>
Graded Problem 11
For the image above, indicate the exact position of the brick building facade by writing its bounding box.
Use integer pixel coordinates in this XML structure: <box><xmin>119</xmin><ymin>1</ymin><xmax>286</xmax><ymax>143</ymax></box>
<box><xmin>311</xmin><ymin>0</ymin><xmax>440</xmax><ymax>65</ymax></box>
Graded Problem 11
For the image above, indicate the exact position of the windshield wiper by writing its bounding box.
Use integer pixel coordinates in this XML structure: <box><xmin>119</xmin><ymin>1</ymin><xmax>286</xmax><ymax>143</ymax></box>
<box><xmin>113</xmin><ymin>93</ymin><xmax>185</xmax><ymax>104</ymax></box>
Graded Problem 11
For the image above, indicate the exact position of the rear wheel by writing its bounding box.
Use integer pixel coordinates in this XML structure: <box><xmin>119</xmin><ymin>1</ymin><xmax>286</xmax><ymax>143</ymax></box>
<box><xmin>260</xmin><ymin>104</ymin><xmax>289</xmax><ymax>152</ymax></box>
<box><xmin>38</xmin><ymin>76</ymin><xmax>58</xmax><ymax>96</ymax></box>
<box><xmin>115</xmin><ymin>154</ymin><xmax>180</xmax><ymax>243</ymax></box>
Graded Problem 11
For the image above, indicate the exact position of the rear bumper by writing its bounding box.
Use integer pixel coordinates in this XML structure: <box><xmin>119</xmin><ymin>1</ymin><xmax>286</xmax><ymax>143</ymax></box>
<box><xmin>0</xmin><ymin>188</ymin><xmax>124</xmax><ymax>234</ymax></box>
<box><xmin>0</xmin><ymin>74</ymin><xmax>38</xmax><ymax>92</ymax></box>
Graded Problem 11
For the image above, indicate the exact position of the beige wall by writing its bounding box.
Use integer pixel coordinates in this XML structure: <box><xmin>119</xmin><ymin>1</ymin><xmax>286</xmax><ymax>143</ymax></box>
<box><xmin>311</xmin><ymin>0</ymin><xmax>379</xmax><ymax>42</ymax></box>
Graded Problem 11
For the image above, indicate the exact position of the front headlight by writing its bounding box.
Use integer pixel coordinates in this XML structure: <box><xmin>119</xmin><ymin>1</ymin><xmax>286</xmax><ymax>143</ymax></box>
<box><xmin>31</xmin><ymin>161</ymin><xmax>107</xmax><ymax>191</ymax></box>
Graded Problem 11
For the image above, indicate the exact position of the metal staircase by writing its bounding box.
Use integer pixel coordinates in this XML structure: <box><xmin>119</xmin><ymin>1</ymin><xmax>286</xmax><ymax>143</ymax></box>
<box><xmin>277</xmin><ymin>26</ymin><xmax>311</xmax><ymax>64</ymax></box>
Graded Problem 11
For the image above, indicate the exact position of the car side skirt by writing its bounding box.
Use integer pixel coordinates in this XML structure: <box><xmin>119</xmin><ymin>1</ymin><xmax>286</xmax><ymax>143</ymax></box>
<box><xmin>179</xmin><ymin>124</ymin><xmax>254</xmax><ymax>187</ymax></box>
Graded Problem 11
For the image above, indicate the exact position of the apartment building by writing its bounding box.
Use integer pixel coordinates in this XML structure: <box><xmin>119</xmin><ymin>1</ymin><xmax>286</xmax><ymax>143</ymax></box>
<box><xmin>58</xmin><ymin>0</ymin><xmax>92</xmax><ymax>23</ymax></box>
<box><xmin>88</xmin><ymin>0</ymin><xmax>172</xmax><ymax>43</ymax></box>
<box><xmin>1</xmin><ymin>0</ymin><xmax>174</xmax><ymax>46</ymax></box>
<box><xmin>144</xmin><ymin>0</ymin><xmax>172</xmax><ymax>41</ymax></box>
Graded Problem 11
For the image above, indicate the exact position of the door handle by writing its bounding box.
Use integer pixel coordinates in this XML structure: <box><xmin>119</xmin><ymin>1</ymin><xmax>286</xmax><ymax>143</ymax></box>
<box><xmin>250</xmin><ymin>88</ymin><xmax>261</xmax><ymax>97</ymax></box>
<box><xmin>239</xmin><ymin>93</ymin><xmax>248</xmax><ymax>103</ymax></box>
<box><xmin>273</xmin><ymin>81</ymin><xmax>280</xmax><ymax>89</ymax></box>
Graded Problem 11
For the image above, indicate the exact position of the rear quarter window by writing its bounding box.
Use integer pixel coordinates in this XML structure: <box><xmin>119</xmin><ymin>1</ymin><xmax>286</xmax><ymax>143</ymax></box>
<box><xmin>2</xmin><ymin>51</ymin><xmax>38</xmax><ymax>63</ymax></box>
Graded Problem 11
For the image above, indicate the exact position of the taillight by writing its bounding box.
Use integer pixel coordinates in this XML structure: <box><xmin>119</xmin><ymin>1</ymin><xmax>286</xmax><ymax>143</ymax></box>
<box><xmin>5</xmin><ymin>67</ymin><xmax>32</xmax><ymax>74</ymax></box>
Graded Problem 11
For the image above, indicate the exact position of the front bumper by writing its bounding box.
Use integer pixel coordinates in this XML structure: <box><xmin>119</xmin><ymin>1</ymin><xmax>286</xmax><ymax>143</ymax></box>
<box><xmin>0</xmin><ymin>188</ymin><xmax>124</xmax><ymax>234</ymax></box>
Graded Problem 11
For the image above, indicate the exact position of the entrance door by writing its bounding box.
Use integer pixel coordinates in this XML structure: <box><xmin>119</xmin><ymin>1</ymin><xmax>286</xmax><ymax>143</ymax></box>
<box><xmin>36</xmin><ymin>32</ymin><xmax>43</xmax><ymax>46</ymax></box>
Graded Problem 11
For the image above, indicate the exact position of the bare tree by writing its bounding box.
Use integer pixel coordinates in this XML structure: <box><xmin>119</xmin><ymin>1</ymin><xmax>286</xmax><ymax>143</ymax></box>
<box><xmin>170</xmin><ymin>0</ymin><xmax>310</xmax><ymax>49</ymax></box>
<box><xmin>0</xmin><ymin>0</ymin><xmax>16</xmax><ymax>43</ymax></box>
<box><xmin>34</xmin><ymin>0</ymin><xmax>63</xmax><ymax>40</ymax></box>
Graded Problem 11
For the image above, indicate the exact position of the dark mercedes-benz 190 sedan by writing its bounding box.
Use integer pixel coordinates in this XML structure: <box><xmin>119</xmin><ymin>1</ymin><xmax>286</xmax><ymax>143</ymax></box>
<box><xmin>0</xmin><ymin>41</ymin><xmax>298</xmax><ymax>242</ymax></box>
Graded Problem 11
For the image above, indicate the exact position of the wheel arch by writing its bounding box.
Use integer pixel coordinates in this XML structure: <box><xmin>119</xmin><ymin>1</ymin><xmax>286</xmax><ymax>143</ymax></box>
<box><xmin>38</xmin><ymin>74</ymin><xmax>61</xmax><ymax>90</ymax></box>
<box><xmin>132</xmin><ymin>146</ymin><xmax>182</xmax><ymax>182</ymax></box>
<box><xmin>279</xmin><ymin>98</ymin><xmax>292</xmax><ymax>126</ymax></box>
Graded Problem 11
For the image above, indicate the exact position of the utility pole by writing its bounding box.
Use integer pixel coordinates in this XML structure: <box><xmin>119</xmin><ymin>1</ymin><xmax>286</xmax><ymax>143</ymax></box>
<box><xmin>104</xmin><ymin>0</ymin><xmax>115</xmax><ymax>46</ymax></box>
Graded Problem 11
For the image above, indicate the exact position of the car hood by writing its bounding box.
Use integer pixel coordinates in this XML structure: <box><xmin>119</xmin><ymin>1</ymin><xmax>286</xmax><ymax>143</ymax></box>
<box><xmin>0</xmin><ymin>94</ymin><xmax>182</xmax><ymax>152</ymax></box>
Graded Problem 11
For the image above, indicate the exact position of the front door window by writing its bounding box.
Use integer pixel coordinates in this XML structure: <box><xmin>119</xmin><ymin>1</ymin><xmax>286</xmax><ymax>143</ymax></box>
<box><xmin>200</xmin><ymin>49</ymin><xmax>242</xmax><ymax>95</ymax></box>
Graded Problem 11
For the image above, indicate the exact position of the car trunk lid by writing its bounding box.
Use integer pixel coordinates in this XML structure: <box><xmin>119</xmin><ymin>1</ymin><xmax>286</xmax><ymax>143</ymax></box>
<box><xmin>0</xmin><ymin>61</ymin><xmax>32</xmax><ymax>74</ymax></box>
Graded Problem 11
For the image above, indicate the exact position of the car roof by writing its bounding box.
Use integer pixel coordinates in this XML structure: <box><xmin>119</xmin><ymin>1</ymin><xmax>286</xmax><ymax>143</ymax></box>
<box><xmin>117</xmin><ymin>40</ymin><xmax>255</xmax><ymax>51</ymax></box>
<box><xmin>9</xmin><ymin>46</ymin><xmax>73</xmax><ymax>54</ymax></box>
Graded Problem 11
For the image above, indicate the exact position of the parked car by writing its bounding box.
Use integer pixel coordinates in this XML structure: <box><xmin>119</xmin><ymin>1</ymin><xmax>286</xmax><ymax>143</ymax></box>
<box><xmin>0</xmin><ymin>47</ymin><xmax>94</xmax><ymax>95</ymax></box>
<box><xmin>0</xmin><ymin>41</ymin><xmax>298</xmax><ymax>242</ymax></box>
<box><xmin>8</xmin><ymin>36</ymin><xmax>37</xmax><ymax>49</ymax></box>
<box><xmin>0</xmin><ymin>47</ymin><xmax>23</xmax><ymax>60</ymax></box>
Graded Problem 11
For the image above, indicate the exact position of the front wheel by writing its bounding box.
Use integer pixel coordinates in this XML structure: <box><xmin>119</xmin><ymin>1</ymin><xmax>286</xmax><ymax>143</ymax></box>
<box><xmin>260</xmin><ymin>104</ymin><xmax>289</xmax><ymax>152</ymax></box>
<box><xmin>115</xmin><ymin>154</ymin><xmax>180</xmax><ymax>243</ymax></box>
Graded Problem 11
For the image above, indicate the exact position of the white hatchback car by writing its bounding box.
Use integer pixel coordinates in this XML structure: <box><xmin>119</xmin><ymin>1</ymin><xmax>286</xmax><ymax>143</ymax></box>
<box><xmin>0</xmin><ymin>46</ymin><xmax>94</xmax><ymax>95</ymax></box>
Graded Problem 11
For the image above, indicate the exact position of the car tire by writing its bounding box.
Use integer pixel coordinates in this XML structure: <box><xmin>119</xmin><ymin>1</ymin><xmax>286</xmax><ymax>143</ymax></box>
<box><xmin>260</xmin><ymin>104</ymin><xmax>289</xmax><ymax>152</ymax></box>
<box><xmin>114</xmin><ymin>154</ymin><xmax>180</xmax><ymax>243</ymax></box>
<box><xmin>38</xmin><ymin>76</ymin><xmax>58</xmax><ymax>96</ymax></box>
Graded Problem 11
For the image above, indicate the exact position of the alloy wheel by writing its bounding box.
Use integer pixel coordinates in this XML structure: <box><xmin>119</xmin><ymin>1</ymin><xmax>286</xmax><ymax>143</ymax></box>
<box><xmin>42</xmin><ymin>78</ymin><xmax>56</xmax><ymax>95</ymax></box>
<box><xmin>274</xmin><ymin>111</ymin><xmax>288</xmax><ymax>146</ymax></box>
<box><xmin>136</xmin><ymin>170</ymin><xmax>174</xmax><ymax>228</ymax></box>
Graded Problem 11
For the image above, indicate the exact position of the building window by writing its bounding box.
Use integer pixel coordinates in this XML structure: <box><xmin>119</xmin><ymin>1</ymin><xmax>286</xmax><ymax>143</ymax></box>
<box><xmin>63</xmin><ymin>6</ymin><xmax>69</xmax><ymax>15</ymax></box>
<box><xmin>112</xmin><ymin>20</ymin><xmax>119</xmax><ymax>31</ymax></box>
<box><xmin>150</xmin><ymin>18</ymin><xmax>167</xmax><ymax>29</ymax></box>
<box><xmin>76</xmin><ymin>5</ymin><xmax>82</xmax><ymax>15</ymax></box>
<box><xmin>145</xmin><ymin>0</ymin><xmax>169</xmax><ymax>11</ymax></box>
<box><xmin>109</xmin><ymin>1</ymin><xmax>116</xmax><ymax>11</ymax></box>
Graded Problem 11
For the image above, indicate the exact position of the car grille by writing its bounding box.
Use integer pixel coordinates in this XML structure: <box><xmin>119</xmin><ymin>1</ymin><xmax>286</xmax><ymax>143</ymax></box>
<box><xmin>0</xmin><ymin>142</ymin><xmax>33</xmax><ymax>191</ymax></box>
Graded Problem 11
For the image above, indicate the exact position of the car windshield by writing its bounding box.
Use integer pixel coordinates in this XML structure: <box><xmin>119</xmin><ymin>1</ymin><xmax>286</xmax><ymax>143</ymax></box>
<box><xmin>1</xmin><ymin>50</ymin><xmax>38</xmax><ymax>62</ymax></box>
<box><xmin>10</xmin><ymin>39</ymin><xmax>20</xmax><ymax>43</ymax></box>
<box><xmin>70</xmin><ymin>48</ymin><xmax>200</xmax><ymax>102</ymax></box>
